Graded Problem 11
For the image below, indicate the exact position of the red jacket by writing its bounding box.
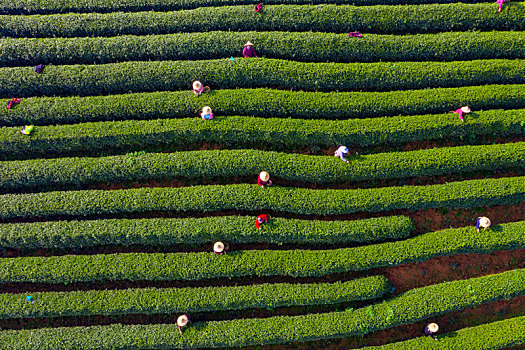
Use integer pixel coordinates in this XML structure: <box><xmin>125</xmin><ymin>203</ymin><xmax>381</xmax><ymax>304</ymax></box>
<box><xmin>255</xmin><ymin>214</ymin><xmax>268</xmax><ymax>229</ymax></box>
<box><xmin>243</xmin><ymin>46</ymin><xmax>257</xmax><ymax>58</ymax></box>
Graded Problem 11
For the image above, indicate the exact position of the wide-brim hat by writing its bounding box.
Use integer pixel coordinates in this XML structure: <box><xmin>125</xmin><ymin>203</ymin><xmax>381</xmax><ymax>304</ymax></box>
<box><xmin>244</xmin><ymin>41</ymin><xmax>254</xmax><ymax>46</ymax></box>
<box><xmin>202</xmin><ymin>106</ymin><xmax>212</xmax><ymax>114</ymax></box>
<box><xmin>193</xmin><ymin>81</ymin><xmax>202</xmax><ymax>90</ymax></box>
<box><xmin>428</xmin><ymin>323</ymin><xmax>439</xmax><ymax>332</ymax></box>
<box><xmin>214</xmin><ymin>241</ymin><xmax>225</xmax><ymax>252</ymax></box>
<box><xmin>340</xmin><ymin>146</ymin><xmax>349</xmax><ymax>153</ymax></box>
<box><xmin>461</xmin><ymin>106</ymin><xmax>471</xmax><ymax>113</ymax></box>
<box><xmin>259</xmin><ymin>171</ymin><xmax>270</xmax><ymax>181</ymax></box>
<box><xmin>177</xmin><ymin>315</ymin><xmax>189</xmax><ymax>327</ymax></box>
<box><xmin>479</xmin><ymin>217</ymin><xmax>491</xmax><ymax>228</ymax></box>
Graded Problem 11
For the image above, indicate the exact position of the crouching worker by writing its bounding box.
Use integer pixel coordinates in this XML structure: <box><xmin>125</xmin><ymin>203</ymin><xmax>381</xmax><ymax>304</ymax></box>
<box><xmin>213</xmin><ymin>241</ymin><xmax>228</xmax><ymax>255</ymax></box>
<box><xmin>257</xmin><ymin>171</ymin><xmax>272</xmax><ymax>187</ymax></box>
<box><xmin>201</xmin><ymin>106</ymin><xmax>213</xmax><ymax>120</ymax></box>
<box><xmin>476</xmin><ymin>216</ymin><xmax>491</xmax><ymax>233</ymax></box>
<box><xmin>255</xmin><ymin>214</ymin><xmax>270</xmax><ymax>229</ymax></box>
<box><xmin>177</xmin><ymin>314</ymin><xmax>191</xmax><ymax>335</ymax></box>
<box><xmin>424</xmin><ymin>323</ymin><xmax>439</xmax><ymax>341</ymax></box>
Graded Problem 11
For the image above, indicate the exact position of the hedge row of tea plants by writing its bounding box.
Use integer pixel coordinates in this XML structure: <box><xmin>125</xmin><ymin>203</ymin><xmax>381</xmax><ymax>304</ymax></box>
<box><xmin>3</xmin><ymin>111</ymin><xmax>524</xmax><ymax>160</ymax></box>
<box><xmin>2</xmin><ymin>3</ymin><xmax>524</xmax><ymax>38</ymax></box>
<box><xmin>0</xmin><ymin>221</ymin><xmax>522</xmax><ymax>283</ymax></box>
<box><xmin>0</xmin><ymin>276</ymin><xmax>390</xmax><ymax>319</ymax></box>
<box><xmin>3</xmin><ymin>31</ymin><xmax>525</xmax><ymax>67</ymax></box>
<box><xmin>2</xmin><ymin>58</ymin><xmax>525</xmax><ymax>97</ymax></box>
<box><xmin>0</xmin><ymin>269</ymin><xmax>522</xmax><ymax>348</ymax></box>
<box><xmin>3</xmin><ymin>85</ymin><xmax>524</xmax><ymax>126</ymax></box>
<box><xmin>359</xmin><ymin>316</ymin><xmax>525</xmax><ymax>350</ymax></box>
<box><xmin>0</xmin><ymin>177</ymin><xmax>524</xmax><ymax>219</ymax></box>
<box><xmin>1</xmin><ymin>143</ymin><xmax>523</xmax><ymax>190</ymax></box>
<box><xmin>0</xmin><ymin>215</ymin><xmax>414</xmax><ymax>249</ymax></box>
<box><xmin>0</xmin><ymin>0</ymin><xmax>497</xmax><ymax>15</ymax></box>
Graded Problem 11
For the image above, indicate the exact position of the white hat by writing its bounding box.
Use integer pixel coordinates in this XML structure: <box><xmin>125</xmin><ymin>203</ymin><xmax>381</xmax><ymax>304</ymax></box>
<box><xmin>177</xmin><ymin>315</ymin><xmax>189</xmax><ymax>327</ymax></box>
<box><xmin>214</xmin><ymin>241</ymin><xmax>225</xmax><ymax>253</ymax></box>
<box><xmin>259</xmin><ymin>171</ymin><xmax>270</xmax><ymax>182</ymax></box>
<box><xmin>193</xmin><ymin>81</ymin><xmax>202</xmax><ymax>90</ymax></box>
<box><xmin>479</xmin><ymin>217</ymin><xmax>491</xmax><ymax>228</ymax></box>
<box><xmin>460</xmin><ymin>106</ymin><xmax>471</xmax><ymax>113</ymax></box>
<box><xmin>244</xmin><ymin>41</ymin><xmax>254</xmax><ymax>47</ymax></box>
<box><xmin>202</xmin><ymin>106</ymin><xmax>212</xmax><ymax>115</ymax></box>
<box><xmin>427</xmin><ymin>323</ymin><xmax>439</xmax><ymax>332</ymax></box>
<box><xmin>338</xmin><ymin>146</ymin><xmax>349</xmax><ymax>154</ymax></box>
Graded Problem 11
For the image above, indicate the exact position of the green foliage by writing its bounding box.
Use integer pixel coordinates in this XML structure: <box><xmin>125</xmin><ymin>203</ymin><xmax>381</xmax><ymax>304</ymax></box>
<box><xmin>0</xmin><ymin>0</ymin><xmax>498</xmax><ymax>15</ymax></box>
<box><xmin>0</xmin><ymin>270</ymin><xmax>522</xmax><ymax>348</ymax></box>
<box><xmin>0</xmin><ymin>221</ymin><xmax>523</xmax><ymax>283</ymax></box>
<box><xmin>0</xmin><ymin>143</ymin><xmax>523</xmax><ymax>190</ymax></box>
<box><xmin>0</xmin><ymin>215</ymin><xmax>414</xmax><ymax>249</ymax></box>
<box><xmin>4</xmin><ymin>31</ymin><xmax>525</xmax><ymax>66</ymax></box>
<box><xmin>1</xmin><ymin>109</ymin><xmax>525</xmax><ymax>160</ymax></box>
<box><xmin>2</xmin><ymin>58</ymin><xmax>525</xmax><ymax>97</ymax></box>
<box><xmin>0</xmin><ymin>276</ymin><xmax>391</xmax><ymax>319</ymax></box>
<box><xmin>2</xmin><ymin>4</ymin><xmax>524</xmax><ymax>38</ymax></box>
<box><xmin>0</xmin><ymin>177</ymin><xmax>523</xmax><ymax>219</ymax></box>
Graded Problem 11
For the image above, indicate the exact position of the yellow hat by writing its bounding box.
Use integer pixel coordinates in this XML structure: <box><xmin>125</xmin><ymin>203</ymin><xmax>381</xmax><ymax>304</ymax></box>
<box><xmin>177</xmin><ymin>315</ymin><xmax>189</xmax><ymax>327</ymax></box>
<box><xmin>244</xmin><ymin>41</ymin><xmax>254</xmax><ymax>46</ymax></box>
<box><xmin>259</xmin><ymin>171</ymin><xmax>270</xmax><ymax>182</ymax></box>
<box><xmin>202</xmin><ymin>106</ymin><xmax>212</xmax><ymax>115</ymax></box>
<box><xmin>479</xmin><ymin>217</ymin><xmax>491</xmax><ymax>228</ymax></box>
<box><xmin>427</xmin><ymin>323</ymin><xmax>439</xmax><ymax>332</ymax></box>
<box><xmin>461</xmin><ymin>106</ymin><xmax>471</xmax><ymax>113</ymax></box>
<box><xmin>214</xmin><ymin>241</ymin><xmax>225</xmax><ymax>253</ymax></box>
<box><xmin>193</xmin><ymin>81</ymin><xmax>202</xmax><ymax>90</ymax></box>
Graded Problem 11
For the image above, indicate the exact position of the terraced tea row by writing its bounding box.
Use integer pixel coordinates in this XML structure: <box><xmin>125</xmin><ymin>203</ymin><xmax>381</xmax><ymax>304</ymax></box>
<box><xmin>2</xmin><ymin>3</ymin><xmax>524</xmax><ymax>38</ymax></box>
<box><xmin>0</xmin><ymin>270</ymin><xmax>522</xmax><ymax>348</ymax></box>
<box><xmin>2</xmin><ymin>85</ymin><xmax>524</xmax><ymax>127</ymax></box>
<box><xmin>0</xmin><ymin>276</ymin><xmax>390</xmax><ymax>319</ymax></box>
<box><xmin>0</xmin><ymin>216</ymin><xmax>413</xmax><ymax>249</ymax></box>
<box><xmin>3</xmin><ymin>31</ymin><xmax>525</xmax><ymax>67</ymax></box>
<box><xmin>0</xmin><ymin>0</ymin><xmax>498</xmax><ymax>15</ymax></box>
<box><xmin>1</xmin><ymin>144</ymin><xmax>523</xmax><ymax>191</ymax></box>
<box><xmin>3</xmin><ymin>58</ymin><xmax>525</xmax><ymax>97</ymax></box>
<box><xmin>0</xmin><ymin>177</ymin><xmax>523</xmax><ymax>219</ymax></box>
<box><xmin>1</xmin><ymin>221</ymin><xmax>522</xmax><ymax>283</ymax></box>
<box><xmin>359</xmin><ymin>316</ymin><xmax>525</xmax><ymax>350</ymax></box>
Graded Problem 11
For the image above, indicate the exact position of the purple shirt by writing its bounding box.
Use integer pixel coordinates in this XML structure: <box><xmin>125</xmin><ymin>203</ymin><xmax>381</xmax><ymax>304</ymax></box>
<box><xmin>243</xmin><ymin>46</ymin><xmax>257</xmax><ymax>58</ymax></box>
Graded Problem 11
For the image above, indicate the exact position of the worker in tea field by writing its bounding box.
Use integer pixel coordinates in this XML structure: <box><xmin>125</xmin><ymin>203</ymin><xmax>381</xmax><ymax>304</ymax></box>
<box><xmin>255</xmin><ymin>214</ymin><xmax>270</xmax><ymax>229</ymax></box>
<box><xmin>450</xmin><ymin>106</ymin><xmax>471</xmax><ymax>122</ymax></box>
<box><xmin>192</xmin><ymin>81</ymin><xmax>210</xmax><ymax>96</ymax></box>
<box><xmin>243</xmin><ymin>41</ymin><xmax>258</xmax><ymax>58</ymax></box>
<box><xmin>476</xmin><ymin>216</ymin><xmax>491</xmax><ymax>233</ymax></box>
<box><xmin>334</xmin><ymin>146</ymin><xmax>350</xmax><ymax>163</ymax></box>
<box><xmin>258</xmin><ymin>171</ymin><xmax>273</xmax><ymax>187</ymax></box>
<box><xmin>177</xmin><ymin>314</ymin><xmax>191</xmax><ymax>334</ymax></box>
<box><xmin>20</xmin><ymin>125</ymin><xmax>34</xmax><ymax>135</ymax></box>
<box><xmin>213</xmin><ymin>241</ymin><xmax>228</xmax><ymax>255</ymax></box>
<box><xmin>424</xmin><ymin>323</ymin><xmax>439</xmax><ymax>341</ymax></box>
<box><xmin>201</xmin><ymin>106</ymin><xmax>213</xmax><ymax>120</ymax></box>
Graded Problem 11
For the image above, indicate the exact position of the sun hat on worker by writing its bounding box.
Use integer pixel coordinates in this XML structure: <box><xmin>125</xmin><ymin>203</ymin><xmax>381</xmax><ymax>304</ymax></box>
<box><xmin>177</xmin><ymin>315</ymin><xmax>189</xmax><ymax>327</ymax></box>
<box><xmin>202</xmin><ymin>106</ymin><xmax>212</xmax><ymax>114</ymax></box>
<box><xmin>214</xmin><ymin>241</ymin><xmax>225</xmax><ymax>253</ymax></box>
<box><xmin>193</xmin><ymin>81</ymin><xmax>202</xmax><ymax>90</ymax></box>
<box><xmin>244</xmin><ymin>41</ymin><xmax>254</xmax><ymax>46</ymax></box>
<box><xmin>479</xmin><ymin>217</ymin><xmax>491</xmax><ymax>228</ymax></box>
<box><xmin>427</xmin><ymin>323</ymin><xmax>439</xmax><ymax>332</ymax></box>
<box><xmin>460</xmin><ymin>106</ymin><xmax>471</xmax><ymax>113</ymax></box>
<box><xmin>338</xmin><ymin>146</ymin><xmax>349</xmax><ymax>154</ymax></box>
<box><xmin>259</xmin><ymin>171</ymin><xmax>270</xmax><ymax>182</ymax></box>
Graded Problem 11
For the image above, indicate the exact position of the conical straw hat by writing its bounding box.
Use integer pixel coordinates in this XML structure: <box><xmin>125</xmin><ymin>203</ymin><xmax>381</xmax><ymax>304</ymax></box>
<box><xmin>177</xmin><ymin>315</ymin><xmax>189</xmax><ymax>327</ymax></box>
<box><xmin>428</xmin><ymin>323</ymin><xmax>439</xmax><ymax>332</ymax></box>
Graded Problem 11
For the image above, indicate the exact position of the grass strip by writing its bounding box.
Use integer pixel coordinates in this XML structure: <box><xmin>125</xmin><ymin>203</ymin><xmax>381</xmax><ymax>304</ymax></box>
<box><xmin>2</xmin><ymin>85</ymin><xmax>524</xmax><ymax>126</ymax></box>
<box><xmin>358</xmin><ymin>316</ymin><xmax>525</xmax><ymax>350</ymax></box>
<box><xmin>0</xmin><ymin>276</ymin><xmax>391</xmax><ymax>319</ymax></box>
<box><xmin>0</xmin><ymin>221</ymin><xmax>523</xmax><ymax>283</ymax></box>
<box><xmin>3</xmin><ymin>31</ymin><xmax>525</xmax><ymax>67</ymax></box>
<box><xmin>1</xmin><ymin>144</ymin><xmax>524</xmax><ymax>190</ymax></box>
<box><xmin>0</xmin><ymin>177</ymin><xmax>523</xmax><ymax>219</ymax></box>
<box><xmin>1</xmin><ymin>4</ymin><xmax>524</xmax><ymax>38</ymax></box>
<box><xmin>0</xmin><ymin>0</ymin><xmax>497</xmax><ymax>15</ymax></box>
<box><xmin>0</xmin><ymin>215</ymin><xmax>414</xmax><ymax>249</ymax></box>
<box><xmin>2</xmin><ymin>58</ymin><xmax>525</xmax><ymax>97</ymax></box>
<box><xmin>0</xmin><ymin>270</ymin><xmax>522</xmax><ymax>348</ymax></box>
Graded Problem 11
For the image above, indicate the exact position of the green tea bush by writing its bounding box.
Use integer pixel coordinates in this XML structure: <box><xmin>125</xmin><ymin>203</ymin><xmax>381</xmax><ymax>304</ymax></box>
<box><xmin>0</xmin><ymin>270</ymin><xmax>522</xmax><ymax>348</ymax></box>
<box><xmin>2</xmin><ymin>58</ymin><xmax>525</xmax><ymax>97</ymax></box>
<box><xmin>1</xmin><ymin>144</ymin><xmax>523</xmax><ymax>190</ymax></box>
<box><xmin>0</xmin><ymin>221</ymin><xmax>523</xmax><ymax>283</ymax></box>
